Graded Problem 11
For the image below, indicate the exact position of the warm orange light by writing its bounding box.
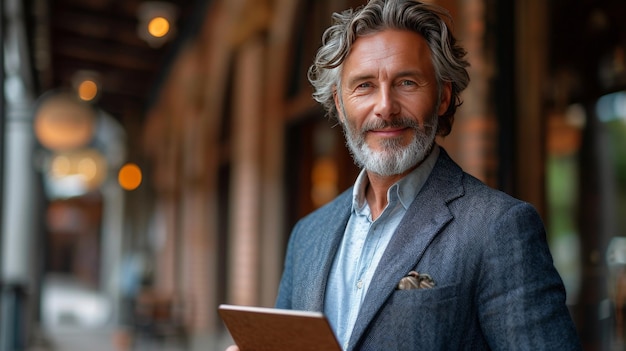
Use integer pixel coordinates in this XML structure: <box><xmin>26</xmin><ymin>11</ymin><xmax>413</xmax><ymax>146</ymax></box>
<box><xmin>48</xmin><ymin>149</ymin><xmax>107</xmax><ymax>191</ymax></box>
<box><xmin>50</xmin><ymin>155</ymin><xmax>71</xmax><ymax>178</ymax></box>
<box><xmin>310</xmin><ymin>157</ymin><xmax>338</xmax><ymax>207</ymax></box>
<box><xmin>118</xmin><ymin>163</ymin><xmax>142</xmax><ymax>191</ymax></box>
<box><xmin>34</xmin><ymin>93</ymin><xmax>96</xmax><ymax>151</ymax></box>
<box><xmin>148</xmin><ymin>17</ymin><xmax>170</xmax><ymax>38</ymax></box>
<box><xmin>78</xmin><ymin>157</ymin><xmax>98</xmax><ymax>180</ymax></box>
<box><xmin>78</xmin><ymin>80</ymin><xmax>98</xmax><ymax>101</ymax></box>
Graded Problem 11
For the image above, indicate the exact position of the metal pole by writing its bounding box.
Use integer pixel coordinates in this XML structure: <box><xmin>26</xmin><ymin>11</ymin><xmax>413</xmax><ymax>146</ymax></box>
<box><xmin>0</xmin><ymin>0</ymin><xmax>7</xmax><ymax>345</ymax></box>
<box><xmin>0</xmin><ymin>0</ymin><xmax>6</xmax><ymax>280</ymax></box>
<box><xmin>0</xmin><ymin>0</ymin><xmax>8</xmax><ymax>347</ymax></box>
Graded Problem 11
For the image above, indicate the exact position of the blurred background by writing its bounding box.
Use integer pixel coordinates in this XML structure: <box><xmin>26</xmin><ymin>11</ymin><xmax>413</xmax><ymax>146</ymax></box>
<box><xmin>0</xmin><ymin>0</ymin><xmax>625</xmax><ymax>350</ymax></box>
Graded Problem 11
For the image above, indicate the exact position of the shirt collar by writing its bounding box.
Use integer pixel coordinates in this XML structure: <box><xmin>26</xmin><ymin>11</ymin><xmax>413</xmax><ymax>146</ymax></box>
<box><xmin>352</xmin><ymin>144</ymin><xmax>440</xmax><ymax>212</ymax></box>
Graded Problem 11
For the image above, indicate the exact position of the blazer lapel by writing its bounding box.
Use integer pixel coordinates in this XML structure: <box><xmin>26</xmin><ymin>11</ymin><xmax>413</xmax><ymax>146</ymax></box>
<box><xmin>348</xmin><ymin>150</ymin><xmax>464</xmax><ymax>348</ymax></box>
<box><xmin>302</xmin><ymin>190</ymin><xmax>352</xmax><ymax>311</ymax></box>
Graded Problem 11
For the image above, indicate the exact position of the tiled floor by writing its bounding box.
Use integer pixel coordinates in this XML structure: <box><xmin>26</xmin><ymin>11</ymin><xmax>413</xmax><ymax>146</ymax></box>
<box><xmin>39</xmin><ymin>326</ymin><xmax>126</xmax><ymax>351</ymax></box>
<box><xmin>36</xmin><ymin>326</ymin><xmax>233</xmax><ymax>351</ymax></box>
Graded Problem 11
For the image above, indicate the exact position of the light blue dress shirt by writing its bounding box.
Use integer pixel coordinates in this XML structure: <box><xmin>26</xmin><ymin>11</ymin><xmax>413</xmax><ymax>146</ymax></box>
<box><xmin>324</xmin><ymin>145</ymin><xmax>440</xmax><ymax>350</ymax></box>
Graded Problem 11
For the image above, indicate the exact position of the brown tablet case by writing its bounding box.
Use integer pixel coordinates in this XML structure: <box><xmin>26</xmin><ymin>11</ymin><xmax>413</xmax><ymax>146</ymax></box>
<box><xmin>218</xmin><ymin>304</ymin><xmax>342</xmax><ymax>351</ymax></box>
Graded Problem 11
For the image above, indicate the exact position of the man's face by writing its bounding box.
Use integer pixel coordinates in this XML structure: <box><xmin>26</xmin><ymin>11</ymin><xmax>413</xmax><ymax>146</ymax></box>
<box><xmin>334</xmin><ymin>29</ymin><xmax>451</xmax><ymax>176</ymax></box>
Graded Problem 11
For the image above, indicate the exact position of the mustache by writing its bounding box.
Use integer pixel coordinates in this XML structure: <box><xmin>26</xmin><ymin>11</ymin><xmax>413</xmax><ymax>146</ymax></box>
<box><xmin>360</xmin><ymin>117</ymin><xmax>434</xmax><ymax>133</ymax></box>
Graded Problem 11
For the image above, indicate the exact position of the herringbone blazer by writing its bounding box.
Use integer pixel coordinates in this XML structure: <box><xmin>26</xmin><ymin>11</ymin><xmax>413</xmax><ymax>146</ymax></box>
<box><xmin>275</xmin><ymin>147</ymin><xmax>581</xmax><ymax>350</ymax></box>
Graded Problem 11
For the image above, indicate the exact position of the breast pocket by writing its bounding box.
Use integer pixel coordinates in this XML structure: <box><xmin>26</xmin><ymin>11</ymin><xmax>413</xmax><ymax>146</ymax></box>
<box><xmin>389</xmin><ymin>283</ymin><xmax>458</xmax><ymax>312</ymax></box>
<box><xmin>369</xmin><ymin>284</ymin><xmax>462</xmax><ymax>349</ymax></box>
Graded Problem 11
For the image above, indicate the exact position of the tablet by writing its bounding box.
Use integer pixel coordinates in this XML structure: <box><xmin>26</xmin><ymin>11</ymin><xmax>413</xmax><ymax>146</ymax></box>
<box><xmin>218</xmin><ymin>304</ymin><xmax>342</xmax><ymax>351</ymax></box>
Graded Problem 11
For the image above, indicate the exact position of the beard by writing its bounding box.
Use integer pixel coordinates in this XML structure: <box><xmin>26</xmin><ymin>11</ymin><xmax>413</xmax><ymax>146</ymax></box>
<box><xmin>340</xmin><ymin>112</ymin><xmax>438</xmax><ymax>176</ymax></box>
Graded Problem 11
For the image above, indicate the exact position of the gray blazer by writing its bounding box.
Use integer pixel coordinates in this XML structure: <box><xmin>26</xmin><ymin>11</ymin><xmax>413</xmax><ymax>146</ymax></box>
<box><xmin>275</xmin><ymin>148</ymin><xmax>581</xmax><ymax>350</ymax></box>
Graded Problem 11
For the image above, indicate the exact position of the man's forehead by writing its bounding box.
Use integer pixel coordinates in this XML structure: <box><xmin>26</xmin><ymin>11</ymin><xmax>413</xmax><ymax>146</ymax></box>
<box><xmin>341</xmin><ymin>30</ymin><xmax>433</xmax><ymax>78</ymax></box>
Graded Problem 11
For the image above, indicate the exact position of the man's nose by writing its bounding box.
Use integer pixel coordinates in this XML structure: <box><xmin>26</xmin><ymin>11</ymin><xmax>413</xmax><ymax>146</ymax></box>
<box><xmin>373</xmin><ymin>86</ymin><xmax>400</xmax><ymax>120</ymax></box>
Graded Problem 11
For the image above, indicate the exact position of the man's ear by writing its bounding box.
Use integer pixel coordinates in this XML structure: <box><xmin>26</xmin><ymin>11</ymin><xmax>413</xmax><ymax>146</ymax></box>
<box><xmin>333</xmin><ymin>88</ymin><xmax>345</xmax><ymax>123</ymax></box>
<box><xmin>438</xmin><ymin>82</ymin><xmax>452</xmax><ymax>116</ymax></box>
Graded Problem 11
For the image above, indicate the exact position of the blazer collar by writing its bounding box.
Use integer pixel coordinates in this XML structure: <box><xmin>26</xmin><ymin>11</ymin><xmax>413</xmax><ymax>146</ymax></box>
<box><xmin>348</xmin><ymin>148</ymin><xmax>465</xmax><ymax>349</ymax></box>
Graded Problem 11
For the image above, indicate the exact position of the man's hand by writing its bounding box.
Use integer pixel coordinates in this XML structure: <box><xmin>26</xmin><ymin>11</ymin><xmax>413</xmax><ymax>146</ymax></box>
<box><xmin>225</xmin><ymin>345</ymin><xmax>240</xmax><ymax>351</ymax></box>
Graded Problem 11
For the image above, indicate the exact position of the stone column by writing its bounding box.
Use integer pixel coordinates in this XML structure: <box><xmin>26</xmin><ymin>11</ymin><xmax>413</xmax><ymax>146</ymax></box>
<box><xmin>0</xmin><ymin>0</ymin><xmax>39</xmax><ymax>348</ymax></box>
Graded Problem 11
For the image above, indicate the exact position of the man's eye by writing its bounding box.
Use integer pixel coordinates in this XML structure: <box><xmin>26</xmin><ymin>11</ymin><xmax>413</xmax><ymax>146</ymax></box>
<box><xmin>400</xmin><ymin>80</ymin><xmax>416</xmax><ymax>86</ymax></box>
<box><xmin>356</xmin><ymin>82</ymin><xmax>372</xmax><ymax>89</ymax></box>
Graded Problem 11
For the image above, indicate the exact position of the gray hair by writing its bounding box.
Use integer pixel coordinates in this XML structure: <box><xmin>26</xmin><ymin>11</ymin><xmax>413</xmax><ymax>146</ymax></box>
<box><xmin>307</xmin><ymin>0</ymin><xmax>470</xmax><ymax>136</ymax></box>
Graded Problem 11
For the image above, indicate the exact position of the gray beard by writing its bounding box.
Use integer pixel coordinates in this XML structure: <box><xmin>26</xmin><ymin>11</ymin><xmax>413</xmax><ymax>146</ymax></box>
<box><xmin>341</xmin><ymin>114</ymin><xmax>438</xmax><ymax>176</ymax></box>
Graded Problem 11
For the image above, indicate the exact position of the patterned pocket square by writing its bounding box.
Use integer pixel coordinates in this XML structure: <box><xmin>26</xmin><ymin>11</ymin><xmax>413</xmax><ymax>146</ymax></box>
<box><xmin>397</xmin><ymin>271</ymin><xmax>435</xmax><ymax>290</ymax></box>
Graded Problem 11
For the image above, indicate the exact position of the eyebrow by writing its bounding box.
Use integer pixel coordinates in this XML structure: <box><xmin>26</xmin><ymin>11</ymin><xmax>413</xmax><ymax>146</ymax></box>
<box><xmin>395</xmin><ymin>70</ymin><xmax>427</xmax><ymax>81</ymax></box>
<box><xmin>345</xmin><ymin>74</ymin><xmax>376</xmax><ymax>88</ymax></box>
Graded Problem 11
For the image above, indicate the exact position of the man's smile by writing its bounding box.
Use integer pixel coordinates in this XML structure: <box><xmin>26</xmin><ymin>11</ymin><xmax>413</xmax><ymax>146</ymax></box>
<box><xmin>367</xmin><ymin>127</ymin><xmax>409</xmax><ymax>138</ymax></box>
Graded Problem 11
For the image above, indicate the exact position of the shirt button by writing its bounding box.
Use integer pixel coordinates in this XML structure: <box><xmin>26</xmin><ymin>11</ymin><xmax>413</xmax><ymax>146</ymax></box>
<box><xmin>356</xmin><ymin>280</ymin><xmax>363</xmax><ymax>289</ymax></box>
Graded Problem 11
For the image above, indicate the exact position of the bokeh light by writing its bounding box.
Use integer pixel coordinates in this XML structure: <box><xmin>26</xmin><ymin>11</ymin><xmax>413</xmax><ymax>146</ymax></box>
<box><xmin>45</xmin><ymin>149</ymin><xmax>108</xmax><ymax>198</ymax></box>
<box><xmin>148</xmin><ymin>16</ymin><xmax>170</xmax><ymax>38</ymax></box>
<box><xmin>78</xmin><ymin>79</ymin><xmax>99</xmax><ymax>101</ymax></box>
<box><xmin>78</xmin><ymin>157</ymin><xmax>98</xmax><ymax>181</ymax></box>
<box><xmin>118</xmin><ymin>163</ymin><xmax>142</xmax><ymax>191</ymax></box>
<box><xmin>50</xmin><ymin>155</ymin><xmax>71</xmax><ymax>178</ymax></box>
<box><xmin>34</xmin><ymin>92</ymin><xmax>96</xmax><ymax>151</ymax></box>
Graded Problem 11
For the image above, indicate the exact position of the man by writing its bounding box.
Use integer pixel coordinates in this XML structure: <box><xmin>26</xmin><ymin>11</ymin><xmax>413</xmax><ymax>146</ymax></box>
<box><xmin>228</xmin><ymin>0</ymin><xmax>581</xmax><ymax>349</ymax></box>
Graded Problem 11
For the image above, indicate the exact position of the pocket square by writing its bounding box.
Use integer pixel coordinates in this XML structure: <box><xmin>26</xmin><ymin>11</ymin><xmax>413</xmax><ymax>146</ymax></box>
<box><xmin>397</xmin><ymin>271</ymin><xmax>435</xmax><ymax>290</ymax></box>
